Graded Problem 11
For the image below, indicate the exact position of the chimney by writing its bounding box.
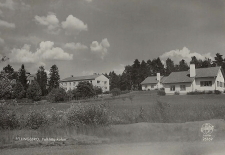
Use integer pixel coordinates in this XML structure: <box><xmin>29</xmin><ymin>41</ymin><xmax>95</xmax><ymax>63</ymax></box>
<box><xmin>157</xmin><ymin>73</ymin><xmax>160</xmax><ymax>82</ymax></box>
<box><xmin>190</xmin><ymin>64</ymin><xmax>196</xmax><ymax>77</ymax></box>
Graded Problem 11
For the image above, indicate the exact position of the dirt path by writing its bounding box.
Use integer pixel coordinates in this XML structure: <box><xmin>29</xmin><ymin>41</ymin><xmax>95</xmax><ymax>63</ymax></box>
<box><xmin>1</xmin><ymin>141</ymin><xmax>225</xmax><ymax>155</ymax></box>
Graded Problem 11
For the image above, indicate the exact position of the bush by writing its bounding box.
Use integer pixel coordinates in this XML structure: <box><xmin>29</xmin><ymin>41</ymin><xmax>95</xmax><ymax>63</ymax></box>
<box><xmin>187</xmin><ymin>91</ymin><xmax>205</xmax><ymax>95</ymax></box>
<box><xmin>26</xmin><ymin>81</ymin><xmax>42</xmax><ymax>101</ymax></box>
<box><xmin>76</xmin><ymin>81</ymin><xmax>95</xmax><ymax>99</ymax></box>
<box><xmin>174</xmin><ymin>91</ymin><xmax>180</xmax><ymax>95</ymax></box>
<box><xmin>47</xmin><ymin>88</ymin><xmax>67</xmax><ymax>103</ymax></box>
<box><xmin>12</xmin><ymin>82</ymin><xmax>26</xmax><ymax>99</ymax></box>
<box><xmin>111</xmin><ymin>88</ymin><xmax>121</xmax><ymax>96</ymax></box>
<box><xmin>103</xmin><ymin>91</ymin><xmax>110</xmax><ymax>94</ymax></box>
<box><xmin>157</xmin><ymin>90</ymin><xmax>165</xmax><ymax>96</ymax></box>
<box><xmin>206</xmin><ymin>91</ymin><xmax>213</xmax><ymax>94</ymax></box>
<box><xmin>214</xmin><ymin>90</ymin><xmax>221</xmax><ymax>94</ymax></box>
<box><xmin>0</xmin><ymin>76</ymin><xmax>12</xmax><ymax>99</ymax></box>
<box><xmin>66</xmin><ymin>103</ymin><xmax>109</xmax><ymax>127</ymax></box>
<box><xmin>94</xmin><ymin>86</ymin><xmax>102</xmax><ymax>95</ymax></box>
<box><xmin>26</xmin><ymin>109</ymin><xmax>48</xmax><ymax>129</ymax></box>
<box><xmin>0</xmin><ymin>106</ymin><xmax>20</xmax><ymax>129</ymax></box>
<box><xmin>121</xmin><ymin>90</ymin><xmax>130</xmax><ymax>95</ymax></box>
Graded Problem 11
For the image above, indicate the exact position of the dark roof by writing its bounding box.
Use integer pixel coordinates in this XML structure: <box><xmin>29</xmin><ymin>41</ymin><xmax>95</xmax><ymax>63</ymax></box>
<box><xmin>162</xmin><ymin>71</ymin><xmax>193</xmax><ymax>84</ymax></box>
<box><xmin>161</xmin><ymin>76</ymin><xmax>168</xmax><ymax>83</ymax></box>
<box><xmin>27</xmin><ymin>74</ymin><xmax>36</xmax><ymax>81</ymax></box>
<box><xmin>195</xmin><ymin>67</ymin><xmax>220</xmax><ymax>78</ymax></box>
<box><xmin>61</xmin><ymin>74</ymin><xmax>101</xmax><ymax>82</ymax></box>
<box><xmin>163</xmin><ymin>67</ymin><xmax>221</xmax><ymax>84</ymax></box>
<box><xmin>141</xmin><ymin>76</ymin><xmax>163</xmax><ymax>84</ymax></box>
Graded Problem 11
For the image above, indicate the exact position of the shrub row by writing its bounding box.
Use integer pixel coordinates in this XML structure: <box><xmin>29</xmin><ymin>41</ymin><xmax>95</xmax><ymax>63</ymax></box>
<box><xmin>187</xmin><ymin>90</ymin><xmax>221</xmax><ymax>95</ymax></box>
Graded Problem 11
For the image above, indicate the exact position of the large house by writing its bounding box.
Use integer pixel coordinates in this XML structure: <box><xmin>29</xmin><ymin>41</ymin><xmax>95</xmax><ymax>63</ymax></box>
<box><xmin>162</xmin><ymin>64</ymin><xmax>225</xmax><ymax>95</ymax></box>
<box><xmin>141</xmin><ymin>73</ymin><xmax>166</xmax><ymax>90</ymax></box>
<box><xmin>60</xmin><ymin>74</ymin><xmax>109</xmax><ymax>92</ymax></box>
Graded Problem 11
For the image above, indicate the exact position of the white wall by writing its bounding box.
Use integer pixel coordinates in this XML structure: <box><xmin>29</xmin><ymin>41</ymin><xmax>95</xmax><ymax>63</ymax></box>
<box><xmin>93</xmin><ymin>75</ymin><xmax>109</xmax><ymax>92</ymax></box>
<box><xmin>164</xmin><ymin>83</ymin><xmax>193</xmax><ymax>95</ymax></box>
<box><xmin>60</xmin><ymin>75</ymin><xmax>109</xmax><ymax>92</ymax></box>
<box><xmin>142</xmin><ymin>82</ymin><xmax>163</xmax><ymax>91</ymax></box>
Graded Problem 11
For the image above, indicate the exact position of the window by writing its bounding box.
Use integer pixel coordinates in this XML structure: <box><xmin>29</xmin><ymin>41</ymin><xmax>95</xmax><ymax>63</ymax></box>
<box><xmin>217</xmin><ymin>81</ymin><xmax>219</xmax><ymax>87</ymax></box>
<box><xmin>151</xmin><ymin>85</ymin><xmax>154</xmax><ymax>88</ymax></box>
<box><xmin>105</xmin><ymin>87</ymin><xmax>107</xmax><ymax>89</ymax></box>
<box><xmin>170</xmin><ymin>85</ymin><xmax>175</xmax><ymax>91</ymax></box>
<box><xmin>73</xmin><ymin>82</ymin><xmax>76</xmax><ymax>86</ymax></box>
<box><xmin>200</xmin><ymin>81</ymin><xmax>212</xmax><ymax>87</ymax></box>
<box><xmin>180</xmin><ymin>85</ymin><xmax>186</xmax><ymax>91</ymax></box>
<box><xmin>220</xmin><ymin>82</ymin><xmax>223</xmax><ymax>87</ymax></box>
<box><xmin>145</xmin><ymin>85</ymin><xmax>147</xmax><ymax>88</ymax></box>
<box><xmin>104</xmin><ymin>81</ymin><xmax>107</xmax><ymax>84</ymax></box>
<box><xmin>97</xmin><ymin>80</ymin><xmax>100</xmax><ymax>83</ymax></box>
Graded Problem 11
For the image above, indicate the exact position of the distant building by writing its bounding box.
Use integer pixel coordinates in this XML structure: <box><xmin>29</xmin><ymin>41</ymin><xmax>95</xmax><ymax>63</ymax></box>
<box><xmin>162</xmin><ymin>64</ymin><xmax>225</xmax><ymax>95</ymax></box>
<box><xmin>141</xmin><ymin>73</ymin><xmax>166</xmax><ymax>90</ymax></box>
<box><xmin>27</xmin><ymin>74</ymin><xmax>36</xmax><ymax>84</ymax></box>
<box><xmin>60</xmin><ymin>74</ymin><xmax>109</xmax><ymax>92</ymax></box>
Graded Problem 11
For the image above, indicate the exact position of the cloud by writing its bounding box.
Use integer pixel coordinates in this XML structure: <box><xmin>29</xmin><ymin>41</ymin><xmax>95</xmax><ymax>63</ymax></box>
<box><xmin>85</xmin><ymin>0</ymin><xmax>93</xmax><ymax>2</ymax></box>
<box><xmin>61</xmin><ymin>15</ymin><xmax>88</xmax><ymax>35</ymax></box>
<box><xmin>90</xmin><ymin>38</ymin><xmax>110</xmax><ymax>59</ymax></box>
<box><xmin>0</xmin><ymin>37</ymin><xmax>5</xmax><ymax>45</ymax></box>
<box><xmin>9</xmin><ymin>41</ymin><xmax>73</xmax><ymax>64</ymax></box>
<box><xmin>160</xmin><ymin>47</ymin><xmax>213</xmax><ymax>64</ymax></box>
<box><xmin>0</xmin><ymin>19</ymin><xmax>15</xmax><ymax>28</ymax></box>
<box><xmin>20</xmin><ymin>1</ymin><xmax>30</xmax><ymax>10</ymax></box>
<box><xmin>0</xmin><ymin>0</ymin><xmax>15</xmax><ymax>10</ymax></box>
<box><xmin>35</xmin><ymin>12</ymin><xmax>60</xmax><ymax>34</ymax></box>
<box><xmin>64</xmin><ymin>42</ymin><xmax>88</xmax><ymax>50</ymax></box>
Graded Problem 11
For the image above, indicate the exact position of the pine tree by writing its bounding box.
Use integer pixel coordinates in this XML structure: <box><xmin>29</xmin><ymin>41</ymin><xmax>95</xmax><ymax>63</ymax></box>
<box><xmin>13</xmin><ymin>82</ymin><xmax>25</xmax><ymax>99</ymax></box>
<box><xmin>179</xmin><ymin>59</ymin><xmax>189</xmax><ymax>71</ymax></box>
<box><xmin>26</xmin><ymin>81</ymin><xmax>42</xmax><ymax>101</ymax></box>
<box><xmin>18</xmin><ymin>64</ymin><xmax>27</xmax><ymax>90</ymax></box>
<box><xmin>48</xmin><ymin>64</ymin><xmax>60</xmax><ymax>92</ymax></box>
<box><xmin>140</xmin><ymin>60</ymin><xmax>148</xmax><ymax>82</ymax></box>
<box><xmin>131</xmin><ymin>59</ymin><xmax>141</xmax><ymax>90</ymax></box>
<box><xmin>36</xmin><ymin>66</ymin><xmax>48</xmax><ymax>96</ymax></box>
<box><xmin>165</xmin><ymin>58</ymin><xmax>175</xmax><ymax>76</ymax></box>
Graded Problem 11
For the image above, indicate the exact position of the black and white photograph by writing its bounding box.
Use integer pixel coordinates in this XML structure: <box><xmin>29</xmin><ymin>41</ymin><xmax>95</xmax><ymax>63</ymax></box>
<box><xmin>1</xmin><ymin>0</ymin><xmax>225</xmax><ymax>154</ymax></box>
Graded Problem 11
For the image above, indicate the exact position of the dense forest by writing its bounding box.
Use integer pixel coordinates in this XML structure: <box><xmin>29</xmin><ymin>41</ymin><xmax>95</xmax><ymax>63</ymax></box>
<box><xmin>105</xmin><ymin>53</ymin><xmax>225</xmax><ymax>91</ymax></box>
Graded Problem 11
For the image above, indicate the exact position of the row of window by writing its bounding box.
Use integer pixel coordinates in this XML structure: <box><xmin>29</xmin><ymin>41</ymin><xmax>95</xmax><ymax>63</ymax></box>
<box><xmin>63</xmin><ymin>80</ymin><xmax>108</xmax><ymax>86</ymax></box>
<box><xmin>97</xmin><ymin>81</ymin><xmax>108</xmax><ymax>84</ymax></box>
<box><xmin>217</xmin><ymin>81</ymin><xmax>224</xmax><ymax>87</ymax></box>
<box><xmin>170</xmin><ymin>85</ymin><xmax>186</xmax><ymax>91</ymax></box>
<box><xmin>170</xmin><ymin>81</ymin><xmax>224</xmax><ymax>91</ymax></box>
<box><xmin>145</xmin><ymin>85</ymin><xmax>154</xmax><ymax>88</ymax></box>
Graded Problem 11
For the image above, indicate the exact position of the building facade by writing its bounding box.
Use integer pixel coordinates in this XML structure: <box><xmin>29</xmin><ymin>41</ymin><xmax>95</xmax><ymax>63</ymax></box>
<box><xmin>60</xmin><ymin>74</ymin><xmax>109</xmax><ymax>92</ymax></box>
<box><xmin>163</xmin><ymin>64</ymin><xmax>225</xmax><ymax>95</ymax></box>
<box><xmin>141</xmin><ymin>73</ymin><xmax>166</xmax><ymax>90</ymax></box>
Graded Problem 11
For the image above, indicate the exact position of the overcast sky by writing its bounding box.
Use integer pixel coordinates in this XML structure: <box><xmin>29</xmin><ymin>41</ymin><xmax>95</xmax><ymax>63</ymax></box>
<box><xmin>0</xmin><ymin>0</ymin><xmax>225</xmax><ymax>78</ymax></box>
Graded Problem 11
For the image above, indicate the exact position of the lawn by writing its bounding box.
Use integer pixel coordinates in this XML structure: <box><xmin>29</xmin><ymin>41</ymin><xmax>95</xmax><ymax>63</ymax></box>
<box><xmin>2</xmin><ymin>91</ymin><xmax>225</xmax><ymax>148</ymax></box>
<box><xmin>11</xmin><ymin>91</ymin><xmax>225</xmax><ymax>124</ymax></box>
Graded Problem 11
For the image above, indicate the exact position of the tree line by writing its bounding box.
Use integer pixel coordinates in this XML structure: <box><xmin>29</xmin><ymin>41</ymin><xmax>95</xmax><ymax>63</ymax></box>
<box><xmin>105</xmin><ymin>53</ymin><xmax>225</xmax><ymax>91</ymax></box>
<box><xmin>0</xmin><ymin>64</ymin><xmax>60</xmax><ymax>100</ymax></box>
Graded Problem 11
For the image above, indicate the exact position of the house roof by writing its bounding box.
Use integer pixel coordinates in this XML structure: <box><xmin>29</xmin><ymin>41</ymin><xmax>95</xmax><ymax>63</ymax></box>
<box><xmin>60</xmin><ymin>74</ymin><xmax>101</xmax><ymax>82</ymax></box>
<box><xmin>27</xmin><ymin>74</ymin><xmax>36</xmax><ymax>81</ymax></box>
<box><xmin>141</xmin><ymin>76</ymin><xmax>163</xmax><ymax>84</ymax></box>
<box><xmin>194</xmin><ymin>66</ymin><xmax>221</xmax><ymax>78</ymax></box>
<box><xmin>163</xmin><ymin>67</ymin><xmax>221</xmax><ymax>84</ymax></box>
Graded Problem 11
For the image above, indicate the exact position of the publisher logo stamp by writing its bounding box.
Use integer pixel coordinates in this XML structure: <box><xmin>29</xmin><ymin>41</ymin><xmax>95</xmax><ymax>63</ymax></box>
<box><xmin>201</xmin><ymin>123</ymin><xmax>214</xmax><ymax>141</ymax></box>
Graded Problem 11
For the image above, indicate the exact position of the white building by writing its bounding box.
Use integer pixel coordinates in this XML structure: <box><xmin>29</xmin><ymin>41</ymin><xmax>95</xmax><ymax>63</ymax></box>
<box><xmin>163</xmin><ymin>64</ymin><xmax>225</xmax><ymax>95</ymax></box>
<box><xmin>141</xmin><ymin>73</ymin><xmax>166</xmax><ymax>90</ymax></box>
<box><xmin>60</xmin><ymin>74</ymin><xmax>109</xmax><ymax>92</ymax></box>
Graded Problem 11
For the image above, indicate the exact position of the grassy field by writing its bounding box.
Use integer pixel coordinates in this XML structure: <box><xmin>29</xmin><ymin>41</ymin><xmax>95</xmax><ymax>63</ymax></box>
<box><xmin>2</xmin><ymin>91</ymin><xmax>225</xmax><ymax>149</ymax></box>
